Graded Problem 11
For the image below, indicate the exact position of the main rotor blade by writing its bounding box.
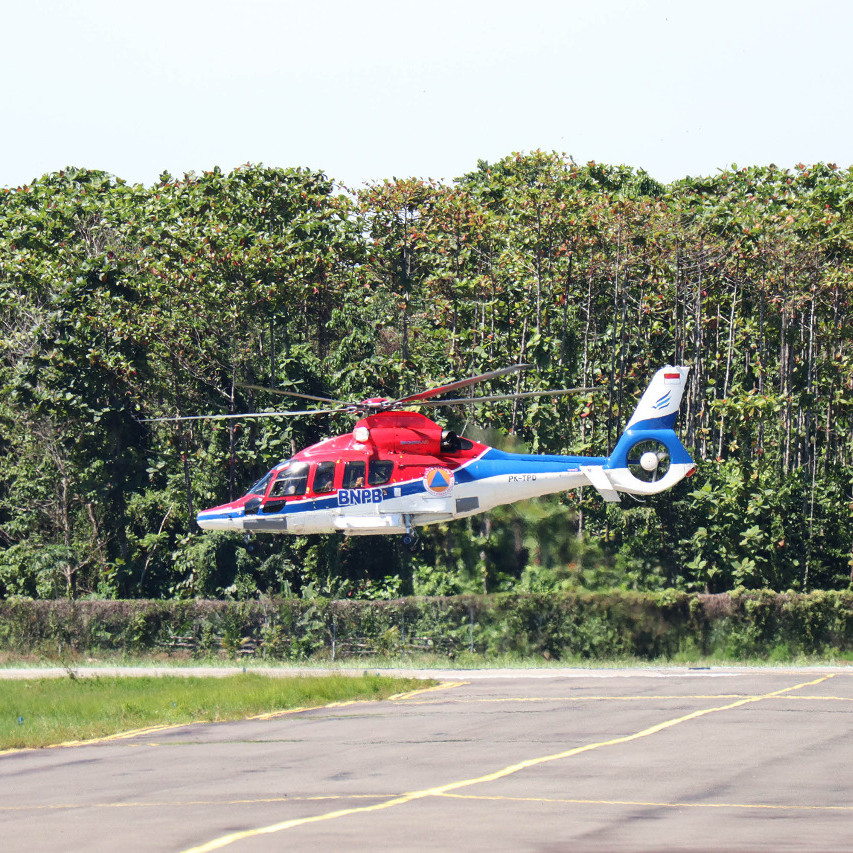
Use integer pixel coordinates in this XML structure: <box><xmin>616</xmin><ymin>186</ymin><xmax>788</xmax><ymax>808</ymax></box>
<box><xmin>140</xmin><ymin>407</ymin><xmax>346</xmax><ymax>423</ymax></box>
<box><xmin>412</xmin><ymin>387</ymin><xmax>600</xmax><ymax>407</ymax></box>
<box><xmin>237</xmin><ymin>383</ymin><xmax>348</xmax><ymax>406</ymax></box>
<box><xmin>393</xmin><ymin>364</ymin><xmax>534</xmax><ymax>406</ymax></box>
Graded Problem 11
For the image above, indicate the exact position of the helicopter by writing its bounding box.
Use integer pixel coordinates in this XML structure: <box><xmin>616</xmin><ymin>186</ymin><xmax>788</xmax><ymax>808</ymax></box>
<box><xmin>147</xmin><ymin>365</ymin><xmax>695</xmax><ymax>550</ymax></box>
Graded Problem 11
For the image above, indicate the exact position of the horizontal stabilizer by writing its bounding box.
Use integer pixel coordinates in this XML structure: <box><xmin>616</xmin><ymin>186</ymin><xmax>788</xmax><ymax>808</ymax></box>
<box><xmin>580</xmin><ymin>465</ymin><xmax>621</xmax><ymax>503</ymax></box>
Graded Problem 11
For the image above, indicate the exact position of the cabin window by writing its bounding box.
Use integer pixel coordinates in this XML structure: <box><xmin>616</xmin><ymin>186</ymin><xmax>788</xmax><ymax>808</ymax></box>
<box><xmin>342</xmin><ymin>461</ymin><xmax>366</xmax><ymax>489</ymax></box>
<box><xmin>268</xmin><ymin>462</ymin><xmax>309</xmax><ymax>497</ymax></box>
<box><xmin>368</xmin><ymin>460</ymin><xmax>394</xmax><ymax>486</ymax></box>
<box><xmin>313</xmin><ymin>461</ymin><xmax>336</xmax><ymax>493</ymax></box>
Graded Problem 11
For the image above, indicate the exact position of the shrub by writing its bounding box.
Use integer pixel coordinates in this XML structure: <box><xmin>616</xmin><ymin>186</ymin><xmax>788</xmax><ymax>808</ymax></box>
<box><xmin>1</xmin><ymin>591</ymin><xmax>850</xmax><ymax>662</ymax></box>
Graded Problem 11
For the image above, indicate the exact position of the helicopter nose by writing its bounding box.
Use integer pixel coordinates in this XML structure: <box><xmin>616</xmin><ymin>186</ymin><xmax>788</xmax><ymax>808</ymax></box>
<box><xmin>196</xmin><ymin>505</ymin><xmax>245</xmax><ymax>531</ymax></box>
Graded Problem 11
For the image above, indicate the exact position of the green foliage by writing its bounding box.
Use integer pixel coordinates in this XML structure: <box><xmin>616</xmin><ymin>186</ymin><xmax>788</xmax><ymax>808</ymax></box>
<box><xmin>1</xmin><ymin>592</ymin><xmax>850</xmax><ymax>663</ymax></box>
<box><xmin>3</xmin><ymin>155</ymin><xmax>853</xmax><ymax>599</ymax></box>
<box><xmin>0</xmin><ymin>543</ymin><xmax>78</xmax><ymax>598</ymax></box>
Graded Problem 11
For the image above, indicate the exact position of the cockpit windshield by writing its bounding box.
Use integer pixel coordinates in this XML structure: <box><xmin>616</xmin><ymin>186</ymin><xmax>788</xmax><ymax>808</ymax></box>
<box><xmin>247</xmin><ymin>471</ymin><xmax>274</xmax><ymax>496</ymax></box>
<box><xmin>268</xmin><ymin>461</ymin><xmax>310</xmax><ymax>497</ymax></box>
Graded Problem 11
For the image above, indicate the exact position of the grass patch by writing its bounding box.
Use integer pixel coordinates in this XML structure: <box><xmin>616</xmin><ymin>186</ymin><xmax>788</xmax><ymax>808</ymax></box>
<box><xmin>0</xmin><ymin>672</ymin><xmax>431</xmax><ymax>750</ymax></box>
<box><xmin>2</xmin><ymin>647</ymin><xmax>852</xmax><ymax>672</ymax></box>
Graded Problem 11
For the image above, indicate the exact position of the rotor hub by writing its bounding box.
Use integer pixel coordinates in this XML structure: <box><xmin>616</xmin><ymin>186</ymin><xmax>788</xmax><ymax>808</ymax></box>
<box><xmin>639</xmin><ymin>451</ymin><xmax>660</xmax><ymax>472</ymax></box>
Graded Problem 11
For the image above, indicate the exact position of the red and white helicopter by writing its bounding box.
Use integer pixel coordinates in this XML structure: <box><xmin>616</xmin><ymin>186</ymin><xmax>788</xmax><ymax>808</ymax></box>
<box><xmin>151</xmin><ymin>365</ymin><xmax>694</xmax><ymax>549</ymax></box>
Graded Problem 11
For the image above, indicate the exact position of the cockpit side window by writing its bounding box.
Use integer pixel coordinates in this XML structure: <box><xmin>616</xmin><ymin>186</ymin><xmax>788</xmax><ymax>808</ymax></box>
<box><xmin>342</xmin><ymin>461</ymin><xmax>366</xmax><ymax>489</ymax></box>
<box><xmin>268</xmin><ymin>462</ymin><xmax>309</xmax><ymax>497</ymax></box>
<box><xmin>368</xmin><ymin>460</ymin><xmax>394</xmax><ymax>486</ymax></box>
<box><xmin>313</xmin><ymin>461</ymin><xmax>336</xmax><ymax>493</ymax></box>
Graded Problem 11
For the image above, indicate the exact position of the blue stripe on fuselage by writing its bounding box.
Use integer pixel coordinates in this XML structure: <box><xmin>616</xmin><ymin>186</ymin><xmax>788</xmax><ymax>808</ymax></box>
<box><xmin>454</xmin><ymin>448</ymin><xmax>604</xmax><ymax>483</ymax></box>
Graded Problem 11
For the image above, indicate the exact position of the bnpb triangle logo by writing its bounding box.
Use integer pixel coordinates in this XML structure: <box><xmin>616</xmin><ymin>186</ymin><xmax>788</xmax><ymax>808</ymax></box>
<box><xmin>424</xmin><ymin>467</ymin><xmax>454</xmax><ymax>496</ymax></box>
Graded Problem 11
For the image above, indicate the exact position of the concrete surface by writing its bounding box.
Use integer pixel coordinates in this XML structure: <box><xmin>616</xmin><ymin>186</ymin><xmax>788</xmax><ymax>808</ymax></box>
<box><xmin>1</xmin><ymin>667</ymin><xmax>851</xmax><ymax>851</ymax></box>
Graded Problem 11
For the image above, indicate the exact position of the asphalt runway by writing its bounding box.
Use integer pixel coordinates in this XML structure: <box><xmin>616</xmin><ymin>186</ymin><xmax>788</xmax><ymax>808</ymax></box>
<box><xmin>1</xmin><ymin>667</ymin><xmax>852</xmax><ymax>852</ymax></box>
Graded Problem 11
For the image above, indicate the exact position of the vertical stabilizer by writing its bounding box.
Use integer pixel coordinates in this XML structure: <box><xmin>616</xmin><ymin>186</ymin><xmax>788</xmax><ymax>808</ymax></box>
<box><xmin>596</xmin><ymin>365</ymin><xmax>695</xmax><ymax>498</ymax></box>
<box><xmin>624</xmin><ymin>366</ymin><xmax>690</xmax><ymax>431</ymax></box>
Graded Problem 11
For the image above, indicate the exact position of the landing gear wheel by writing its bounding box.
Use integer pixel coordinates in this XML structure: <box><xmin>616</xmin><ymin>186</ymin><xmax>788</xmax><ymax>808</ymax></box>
<box><xmin>401</xmin><ymin>532</ymin><xmax>420</xmax><ymax>552</ymax></box>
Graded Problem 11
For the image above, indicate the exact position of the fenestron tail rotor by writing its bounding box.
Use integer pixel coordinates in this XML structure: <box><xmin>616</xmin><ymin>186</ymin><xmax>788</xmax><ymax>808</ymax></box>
<box><xmin>626</xmin><ymin>438</ymin><xmax>671</xmax><ymax>483</ymax></box>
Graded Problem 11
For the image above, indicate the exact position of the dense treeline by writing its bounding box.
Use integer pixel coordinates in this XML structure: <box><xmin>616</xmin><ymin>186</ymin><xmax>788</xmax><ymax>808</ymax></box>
<box><xmin>3</xmin><ymin>592</ymin><xmax>852</xmax><ymax>662</ymax></box>
<box><xmin>2</xmin><ymin>152</ymin><xmax>852</xmax><ymax>601</ymax></box>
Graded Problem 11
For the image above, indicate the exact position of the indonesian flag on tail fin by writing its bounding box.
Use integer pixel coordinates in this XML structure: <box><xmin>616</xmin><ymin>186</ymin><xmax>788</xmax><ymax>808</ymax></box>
<box><xmin>625</xmin><ymin>365</ymin><xmax>690</xmax><ymax>431</ymax></box>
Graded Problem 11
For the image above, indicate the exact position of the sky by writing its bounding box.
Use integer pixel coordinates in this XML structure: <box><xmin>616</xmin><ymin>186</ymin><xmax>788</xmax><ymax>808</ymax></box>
<box><xmin>3</xmin><ymin>0</ymin><xmax>852</xmax><ymax>190</ymax></box>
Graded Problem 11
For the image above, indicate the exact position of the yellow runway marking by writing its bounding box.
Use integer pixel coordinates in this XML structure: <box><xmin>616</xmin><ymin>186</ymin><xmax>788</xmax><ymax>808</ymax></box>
<box><xmin>9</xmin><ymin>788</ymin><xmax>850</xmax><ymax>817</ymax></box>
<box><xmin>401</xmin><ymin>692</ymin><xmax>853</xmax><ymax>705</ymax></box>
<box><xmin>182</xmin><ymin>673</ymin><xmax>837</xmax><ymax>853</ymax></box>
<box><xmin>246</xmin><ymin>699</ymin><xmax>365</xmax><ymax>721</ymax></box>
<box><xmin>0</xmin><ymin>794</ymin><xmax>399</xmax><ymax>813</ymax></box>
<box><xmin>402</xmin><ymin>694</ymin><xmax>750</xmax><ymax>704</ymax></box>
<box><xmin>246</xmin><ymin>680</ymin><xmax>465</xmax><ymax>720</ymax></box>
<box><xmin>439</xmin><ymin>792</ymin><xmax>853</xmax><ymax>813</ymax></box>
<box><xmin>783</xmin><ymin>694</ymin><xmax>853</xmax><ymax>702</ymax></box>
<box><xmin>388</xmin><ymin>680</ymin><xmax>467</xmax><ymax>700</ymax></box>
<box><xmin>0</xmin><ymin>722</ymin><xmax>200</xmax><ymax>756</ymax></box>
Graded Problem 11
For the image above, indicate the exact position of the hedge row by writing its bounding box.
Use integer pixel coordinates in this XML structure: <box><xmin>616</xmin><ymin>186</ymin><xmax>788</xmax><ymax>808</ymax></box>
<box><xmin>1</xmin><ymin>591</ymin><xmax>852</xmax><ymax>662</ymax></box>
